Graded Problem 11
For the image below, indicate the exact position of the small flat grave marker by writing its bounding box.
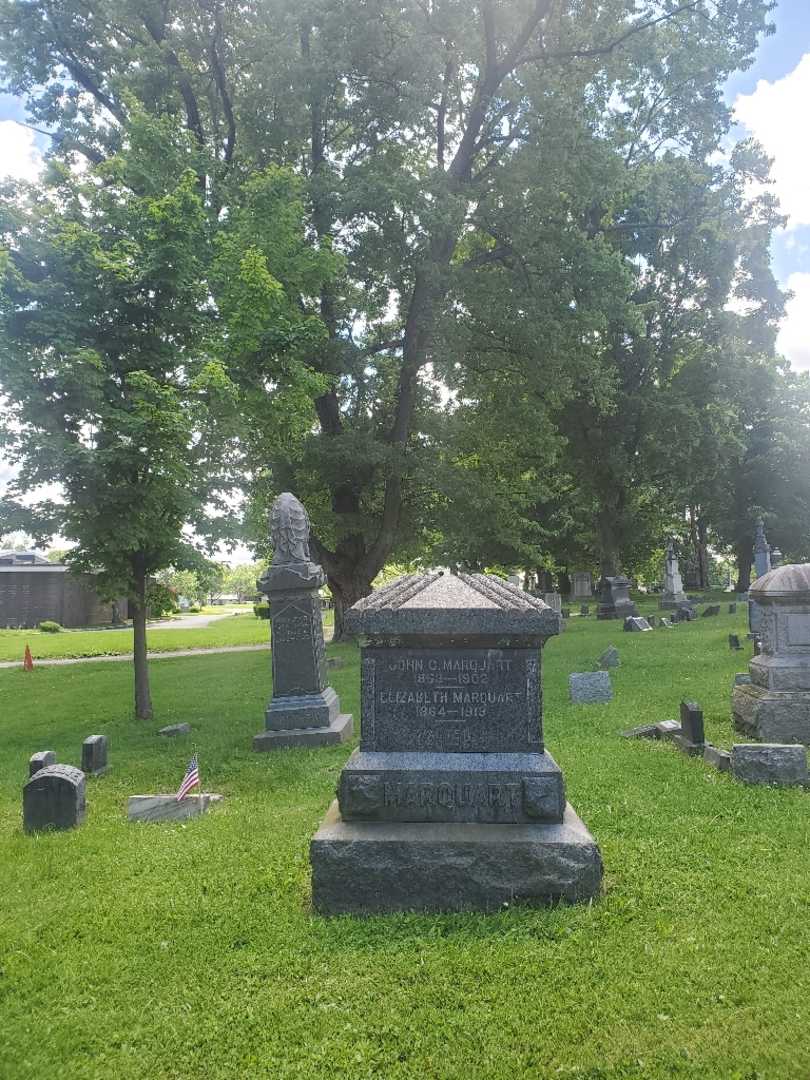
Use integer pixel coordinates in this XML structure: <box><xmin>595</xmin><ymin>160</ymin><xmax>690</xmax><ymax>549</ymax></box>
<box><xmin>128</xmin><ymin>793</ymin><xmax>223</xmax><ymax>823</ymax></box>
<box><xmin>624</xmin><ymin>616</ymin><xmax>652</xmax><ymax>632</ymax></box>
<box><xmin>158</xmin><ymin>723</ymin><xmax>191</xmax><ymax>737</ymax></box>
<box><xmin>570</xmin><ymin>671</ymin><xmax>613</xmax><ymax>704</ymax></box>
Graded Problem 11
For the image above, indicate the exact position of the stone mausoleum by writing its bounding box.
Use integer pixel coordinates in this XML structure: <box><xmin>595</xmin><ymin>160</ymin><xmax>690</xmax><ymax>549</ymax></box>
<box><xmin>0</xmin><ymin>550</ymin><xmax>123</xmax><ymax>629</ymax></box>
<box><xmin>733</xmin><ymin>564</ymin><xmax>810</xmax><ymax>744</ymax></box>
<box><xmin>310</xmin><ymin>571</ymin><xmax>602</xmax><ymax>915</ymax></box>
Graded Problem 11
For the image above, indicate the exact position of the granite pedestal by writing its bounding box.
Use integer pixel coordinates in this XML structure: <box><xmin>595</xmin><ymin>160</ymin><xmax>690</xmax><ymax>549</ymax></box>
<box><xmin>254</xmin><ymin>493</ymin><xmax>352</xmax><ymax>751</ymax></box>
<box><xmin>733</xmin><ymin>565</ymin><xmax>810</xmax><ymax>744</ymax></box>
<box><xmin>310</xmin><ymin>572</ymin><xmax>602</xmax><ymax>914</ymax></box>
<box><xmin>596</xmin><ymin>576</ymin><xmax>638</xmax><ymax>621</ymax></box>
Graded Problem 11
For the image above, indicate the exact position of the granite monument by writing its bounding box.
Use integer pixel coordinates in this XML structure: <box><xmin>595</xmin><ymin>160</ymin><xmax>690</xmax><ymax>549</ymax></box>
<box><xmin>254</xmin><ymin>493</ymin><xmax>352</xmax><ymax>750</ymax></box>
<box><xmin>310</xmin><ymin>572</ymin><xmax>602</xmax><ymax>914</ymax></box>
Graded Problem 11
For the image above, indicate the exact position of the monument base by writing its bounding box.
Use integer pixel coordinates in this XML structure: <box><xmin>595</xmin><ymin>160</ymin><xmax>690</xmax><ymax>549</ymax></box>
<box><xmin>659</xmin><ymin>594</ymin><xmax>687</xmax><ymax>610</ymax></box>
<box><xmin>732</xmin><ymin>683</ymin><xmax>810</xmax><ymax>744</ymax></box>
<box><xmin>597</xmin><ymin>603</ymin><xmax>638</xmax><ymax>621</ymax></box>
<box><xmin>253</xmin><ymin>713</ymin><xmax>353</xmax><ymax>751</ymax></box>
<box><xmin>310</xmin><ymin>800</ymin><xmax>602</xmax><ymax>915</ymax></box>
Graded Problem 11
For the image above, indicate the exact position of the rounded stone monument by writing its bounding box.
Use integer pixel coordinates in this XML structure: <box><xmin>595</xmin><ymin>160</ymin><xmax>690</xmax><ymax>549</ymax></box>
<box><xmin>733</xmin><ymin>564</ymin><xmax>810</xmax><ymax>744</ymax></box>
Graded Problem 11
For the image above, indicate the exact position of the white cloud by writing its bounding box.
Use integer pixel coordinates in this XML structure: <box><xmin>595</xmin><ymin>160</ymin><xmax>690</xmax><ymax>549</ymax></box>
<box><xmin>777</xmin><ymin>272</ymin><xmax>810</xmax><ymax>372</ymax></box>
<box><xmin>734</xmin><ymin>55</ymin><xmax>810</xmax><ymax>230</ymax></box>
<box><xmin>0</xmin><ymin>120</ymin><xmax>43</xmax><ymax>182</ymax></box>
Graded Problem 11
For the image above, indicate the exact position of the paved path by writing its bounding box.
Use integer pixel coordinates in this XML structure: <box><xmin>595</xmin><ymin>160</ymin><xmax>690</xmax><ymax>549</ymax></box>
<box><xmin>0</xmin><ymin>643</ymin><xmax>271</xmax><ymax>670</ymax></box>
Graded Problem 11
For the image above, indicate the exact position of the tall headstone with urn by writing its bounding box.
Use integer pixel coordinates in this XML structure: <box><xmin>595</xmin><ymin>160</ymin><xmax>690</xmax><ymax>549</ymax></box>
<box><xmin>253</xmin><ymin>493</ymin><xmax>352</xmax><ymax>750</ymax></box>
<box><xmin>659</xmin><ymin>540</ymin><xmax>687</xmax><ymax>609</ymax></box>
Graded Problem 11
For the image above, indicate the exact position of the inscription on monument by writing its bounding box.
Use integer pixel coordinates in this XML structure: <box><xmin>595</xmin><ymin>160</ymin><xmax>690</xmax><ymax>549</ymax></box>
<box><xmin>361</xmin><ymin>647</ymin><xmax>540</xmax><ymax>753</ymax></box>
<box><xmin>787</xmin><ymin>614</ymin><xmax>810</xmax><ymax>647</ymax></box>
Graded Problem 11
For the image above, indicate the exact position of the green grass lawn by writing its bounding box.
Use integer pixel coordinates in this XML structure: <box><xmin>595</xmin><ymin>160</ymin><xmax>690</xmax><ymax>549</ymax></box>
<box><xmin>3</xmin><ymin>605</ymin><xmax>809</xmax><ymax>1078</ymax></box>
<box><xmin>0</xmin><ymin>613</ymin><xmax>269</xmax><ymax>662</ymax></box>
<box><xmin>0</xmin><ymin>611</ymin><xmax>337</xmax><ymax>663</ymax></box>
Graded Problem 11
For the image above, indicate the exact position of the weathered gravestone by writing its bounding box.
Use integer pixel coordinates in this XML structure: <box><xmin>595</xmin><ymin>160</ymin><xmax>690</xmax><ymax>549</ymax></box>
<box><xmin>128</xmin><ymin>793</ymin><xmax>223</xmax><ymax>822</ymax></box>
<box><xmin>729</xmin><ymin>634</ymin><xmax>742</xmax><ymax>651</ymax></box>
<box><xmin>544</xmin><ymin>592</ymin><xmax>562</xmax><ymax>614</ymax></box>
<box><xmin>23</xmin><ymin>764</ymin><xmax>86</xmax><ymax>832</ymax></box>
<box><xmin>158</xmin><ymin>723</ymin><xmax>191</xmax><ymax>737</ymax></box>
<box><xmin>702</xmin><ymin>605</ymin><xmax>721</xmax><ymax>617</ymax></box>
<box><xmin>624</xmin><ymin>616</ymin><xmax>652</xmax><ymax>632</ymax></box>
<box><xmin>733</xmin><ymin>564</ymin><xmax>810</xmax><ymax>744</ymax></box>
<box><xmin>660</xmin><ymin>617</ymin><xmax>673</xmax><ymax>629</ymax></box>
<box><xmin>660</xmin><ymin>540</ymin><xmax>688</xmax><ymax>609</ymax></box>
<box><xmin>703</xmin><ymin>744</ymin><xmax>731</xmax><ymax>772</ymax></box>
<box><xmin>310</xmin><ymin>573</ymin><xmax>602</xmax><ymax>914</ymax></box>
<box><xmin>28</xmin><ymin>750</ymin><xmax>56</xmax><ymax>777</ymax></box>
<box><xmin>674</xmin><ymin>701</ymin><xmax>704</xmax><ymax>756</ymax></box>
<box><xmin>597</xmin><ymin>576</ymin><xmax>638</xmax><ymax>621</ymax></box>
<box><xmin>253</xmin><ymin>493</ymin><xmax>352</xmax><ymax>750</ymax></box>
<box><xmin>656</xmin><ymin>719</ymin><xmax>682</xmax><ymax>740</ymax></box>
<box><xmin>731</xmin><ymin>743</ymin><xmax>808</xmax><ymax>786</ymax></box>
<box><xmin>729</xmin><ymin>603</ymin><xmax>737</xmax><ymax>615</ymax></box>
<box><xmin>569</xmin><ymin>671</ymin><xmax>613</xmax><ymax>703</ymax></box>
<box><xmin>572</xmin><ymin>572</ymin><xmax>593</xmax><ymax>601</ymax></box>
<box><xmin>598</xmin><ymin>646</ymin><xmax>620</xmax><ymax>669</ymax></box>
<box><xmin>81</xmin><ymin>735</ymin><xmax>108</xmax><ymax>777</ymax></box>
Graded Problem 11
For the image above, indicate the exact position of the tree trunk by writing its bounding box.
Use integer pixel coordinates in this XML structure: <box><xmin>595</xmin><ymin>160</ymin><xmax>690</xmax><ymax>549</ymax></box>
<box><xmin>734</xmin><ymin>541</ymin><xmax>752</xmax><ymax>594</ymax></box>
<box><xmin>697</xmin><ymin>517</ymin><xmax>710</xmax><ymax>588</ymax></box>
<box><xmin>597</xmin><ymin>512</ymin><xmax>620</xmax><ymax>578</ymax></box>
<box><xmin>132</xmin><ymin>563</ymin><xmax>154</xmax><ymax>720</ymax></box>
<box><xmin>328</xmin><ymin>572</ymin><xmax>373</xmax><ymax>643</ymax></box>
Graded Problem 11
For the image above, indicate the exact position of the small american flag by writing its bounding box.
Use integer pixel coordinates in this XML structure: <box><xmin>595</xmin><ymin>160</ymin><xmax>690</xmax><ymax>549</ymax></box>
<box><xmin>176</xmin><ymin>754</ymin><xmax>200</xmax><ymax>801</ymax></box>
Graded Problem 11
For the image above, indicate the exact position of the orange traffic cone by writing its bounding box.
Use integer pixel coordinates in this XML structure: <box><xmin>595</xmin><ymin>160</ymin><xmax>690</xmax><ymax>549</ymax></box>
<box><xmin>23</xmin><ymin>644</ymin><xmax>34</xmax><ymax>671</ymax></box>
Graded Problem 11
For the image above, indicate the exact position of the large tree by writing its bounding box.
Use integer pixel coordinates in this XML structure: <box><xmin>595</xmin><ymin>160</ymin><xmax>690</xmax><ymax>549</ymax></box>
<box><xmin>0</xmin><ymin>0</ymin><xmax>776</xmax><ymax>633</ymax></box>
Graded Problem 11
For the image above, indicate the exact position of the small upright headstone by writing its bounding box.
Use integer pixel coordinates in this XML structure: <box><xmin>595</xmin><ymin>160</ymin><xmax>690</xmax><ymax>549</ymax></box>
<box><xmin>728</xmin><ymin>603</ymin><xmax>737</xmax><ymax>615</ymax></box>
<box><xmin>28</xmin><ymin>750</ymin><xmax>56</xmax><ymax>777</ymax></box>
<box><xmin>674</xmin><ymin>700</ymin><xmax>704</xmax><ymax>755</ymax></box>
<box><xmin>660</xmin><ymin>540</ymin><xmax>688</xmax><ymax>609</ymax></box>
<box><xmin>23</xmin><ymin>765</ymin><xmax>86</xmax><ymax>833</ymax></box>
<box><xmin>561</xmin><ymin>607</ymin><xmax>571</xmax><ymax>619</ymax></box>
<box><xmin>647</xmin><ymin>615</ymin><xmax>658</xmax><ymax>628</ymax></box>
<box><xmin>570</xmin><ymin>671</ymin><xmax>613</xmax><ymax>703</ymax></box>
<box><xmin>597</xmin><ymin>576</ymin><xmax>638</xmax><ymax>621</ymax></box>
<box><xmin>572</xmin><ymin>572</ymin><xmax>593</xmax><ymax>601</ymax></box>
<box><xmin>81</xmin><ymin>735</ymin><xmax>108</xmax><ymax>777</ymax></box>
<box><xmin>580</xmin><ymin>604</ymin><xmax>590</xmax><ymax>617</ymax></box>
<box><xmin>253</xmin><ymin>492</ymin><xmax>352</xmax><ymax>750</ymax></box>
<box><xmin>598</xmin><ymin>645</ymin><xmax>620</xmax><ymax>669</ymax></box>
<box><xmin>729</xmin><ymin>634</ymin><xmax>742</xmax><ymax>651</ymax></box>
<box><xmin>543</xmin><ymin>592</ymin><xmax>562</xmax><ymax>614</ymax></box>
